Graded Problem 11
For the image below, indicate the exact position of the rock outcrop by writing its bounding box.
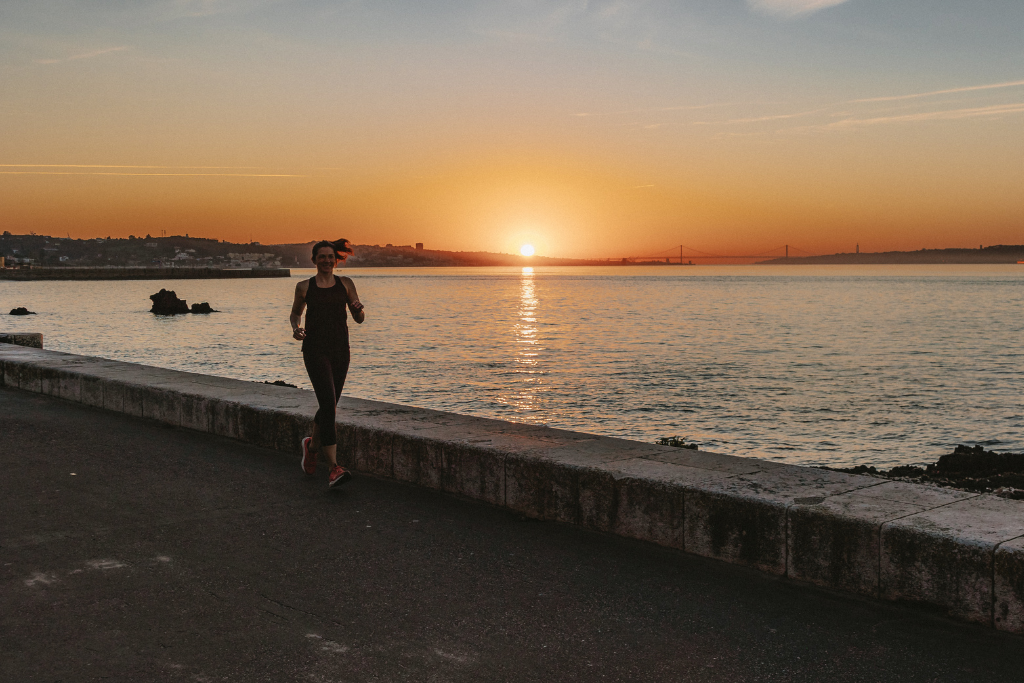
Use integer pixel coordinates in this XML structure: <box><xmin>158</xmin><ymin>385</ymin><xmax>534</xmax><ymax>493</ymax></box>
<box><xmin>149</xmin><ymin>291</ymin><xmax>217</xmax><ymax>315</ymax></box>
<box><xmin>9</xmin><ymin>307</ymin><xmax>36</xmax><ymax>316</ymax></box>
<box><xmin>149</xmin><ymin>289</ymin><xmax>190</xmax><ymax>315</ymax></box>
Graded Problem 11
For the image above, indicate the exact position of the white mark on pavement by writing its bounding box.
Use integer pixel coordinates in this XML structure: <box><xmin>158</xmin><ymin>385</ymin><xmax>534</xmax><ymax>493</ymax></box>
<box><xmin>154</xmin><ymin>556</ymin><xmax>172</xmax><ymax>563</ymax></box>
<box><xmin>306</xmin><ymin>633</ymin><xmax>323</xmax><ymax>639</ymax></box>
<box><xmin>87</xmin><ymin>559</ymin><xmax>127</xmax><ymax>570</ymax></box>
<box><xmin>24</xmin><ymin>572</ymin><xmax>57</xmax><ymax>587</ymax></box>
<box><xmin>320</xmin><ymin>641</ymin><xmax>348</xmax><ymax>653</ymax></box>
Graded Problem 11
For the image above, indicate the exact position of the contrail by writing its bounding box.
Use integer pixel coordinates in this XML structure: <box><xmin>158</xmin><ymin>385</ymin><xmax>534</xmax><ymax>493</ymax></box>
<box><xmin>0</xmin><ymin>171</ymin><xmax>305</xmax><ymax>177</ymax></box>
<box><xmin>0</xmin><ymin>164</ymin><xmax>267</xmax><ymax>169</ymax></box>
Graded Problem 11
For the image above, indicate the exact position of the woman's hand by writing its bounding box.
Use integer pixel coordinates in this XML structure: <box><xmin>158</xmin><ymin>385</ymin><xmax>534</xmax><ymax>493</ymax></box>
<box><xmin>292</xmin><ymin>327</ymin><xmax>306</xmax><ymax>341</ymax></box>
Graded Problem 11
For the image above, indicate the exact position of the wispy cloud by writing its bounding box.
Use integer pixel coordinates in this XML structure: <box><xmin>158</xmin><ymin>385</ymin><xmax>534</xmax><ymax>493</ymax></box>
<box><xmin>0</xmin><ymin>164</ymin><xmax>261</xmax><ymax>169</ymax></box>
<box><xmin>849</xmin><ymin>79</ymin><xmax>1024</xmax><ymax>103</ymax></box>
<box><xmin>575</xmin><ymin>103</ymin><xmax>737</xmax><ymax>117</ymax></box>
<box><xmin>819</xmin><ymin>103</ymin><xmax>1024</xmax><ymax>130</ymax></box>
<box><xmin>694</xmin><ymin>109</ymin><xmax>823</xmax><ymax>125</ymax></box>
<box><xmin>0</xmin><ymin>164</ymin><xmax>304</xmax><ymax>177</ymax></box>
<box><xmin>35</xmin><ymin>46</ymin><xmax>131</xmax><ymax>65</ymax></box>
<box><xmin>746</xmin><ymin>0</ymin><xmax>851</xmax><ymax>18</ymax></box>
<box><xmin>0</xmin><ymin>171</ymin><xmax>305</xmax><ymax>177</ymax></box>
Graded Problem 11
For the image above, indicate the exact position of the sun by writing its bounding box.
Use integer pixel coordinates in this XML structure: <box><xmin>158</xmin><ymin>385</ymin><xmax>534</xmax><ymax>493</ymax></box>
<box><xmin>520</xmin><ymin>244</ymin><xmax>535</xmax><ymax>257</ymax></box>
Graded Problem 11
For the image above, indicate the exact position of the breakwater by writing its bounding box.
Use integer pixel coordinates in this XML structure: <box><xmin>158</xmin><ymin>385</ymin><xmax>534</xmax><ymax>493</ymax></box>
<box><xmin>0</xmin><ymin>267</ymin><xmax>290</xmax><ymax>281</ymax></box>
<box><xmin>1</xmin><ymin>342</ymin><xmax>1023</xmax><ymax>634</ymax></box>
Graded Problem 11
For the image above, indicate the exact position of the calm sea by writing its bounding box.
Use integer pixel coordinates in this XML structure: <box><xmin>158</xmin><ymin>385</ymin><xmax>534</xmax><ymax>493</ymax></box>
<box><xmin>3</xmin><ymin>265</ymin><xmax>1022</xmax><ymax>468</ymax></box>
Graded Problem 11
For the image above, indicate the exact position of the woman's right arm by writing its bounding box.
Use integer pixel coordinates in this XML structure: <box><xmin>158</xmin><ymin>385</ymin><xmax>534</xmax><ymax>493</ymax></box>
<box><xmin>290</xmin><ymin>281</ymin><xmax>307</xmax><ymax>340</ymax></box>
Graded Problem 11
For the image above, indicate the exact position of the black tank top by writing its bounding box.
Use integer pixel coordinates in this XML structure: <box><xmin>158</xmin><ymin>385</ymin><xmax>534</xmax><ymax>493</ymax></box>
<box><xmin>302</xmin><ymin>275</ymin><xmax>349</xmax><ymax>353</ymax></box>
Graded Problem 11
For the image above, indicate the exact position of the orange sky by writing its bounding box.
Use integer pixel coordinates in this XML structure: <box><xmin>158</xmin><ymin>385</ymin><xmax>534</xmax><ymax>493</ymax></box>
<box><xmin>1</xmin><ymin>1</ymin><xmax>1022</xmax><ymax>258</ymax></box>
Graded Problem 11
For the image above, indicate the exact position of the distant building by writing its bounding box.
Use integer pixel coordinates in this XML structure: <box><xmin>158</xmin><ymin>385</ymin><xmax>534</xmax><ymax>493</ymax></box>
<box><xmin>416</xmin><ymin>243</ymin><xmax>423</xmax><ymax>250</ymax></box>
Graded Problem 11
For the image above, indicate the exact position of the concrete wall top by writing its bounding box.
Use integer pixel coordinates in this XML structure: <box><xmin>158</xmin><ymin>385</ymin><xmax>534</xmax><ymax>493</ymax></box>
<box><xmin>2</xmin><ymin>343</ymin><xmax>1022</xmax><ymax>634</ymax></box>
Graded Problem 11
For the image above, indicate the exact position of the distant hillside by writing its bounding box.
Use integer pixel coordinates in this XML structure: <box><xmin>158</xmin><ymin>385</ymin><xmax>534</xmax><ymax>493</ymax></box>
<box><xmin>270</xmin><ymin>241</ymin><xmax>606</xmax><ymax>268</ymax></box>
<box><xmin>0</xmin><ymin>232</ymin><xmax>603</xmax><ymax>268</ymax></box>
<box><xmin>759</xmin><ymin>245</ymin><xmax>1024</xmax><ymax>265</ymax></box>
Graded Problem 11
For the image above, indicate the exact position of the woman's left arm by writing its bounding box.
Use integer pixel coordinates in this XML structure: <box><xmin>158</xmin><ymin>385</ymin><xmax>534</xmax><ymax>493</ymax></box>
<box><xmin>342</xmin><ymin>277</ymin><xmax>365</xmax><ymax>324</ymax></box>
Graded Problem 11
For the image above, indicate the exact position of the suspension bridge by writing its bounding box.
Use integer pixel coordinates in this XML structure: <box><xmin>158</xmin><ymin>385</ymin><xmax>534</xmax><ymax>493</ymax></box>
<box><xmin>609</xmin><ymin>244</ymin><xmax>819</xmax><ymax>264</ymax></box>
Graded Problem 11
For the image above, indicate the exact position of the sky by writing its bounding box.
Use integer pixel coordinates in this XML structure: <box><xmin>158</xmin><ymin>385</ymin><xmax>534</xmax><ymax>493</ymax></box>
<box><xmin>1</xmin><ymin>0</ymin><xmax>1022</xmax><ymax>258</ymax></box>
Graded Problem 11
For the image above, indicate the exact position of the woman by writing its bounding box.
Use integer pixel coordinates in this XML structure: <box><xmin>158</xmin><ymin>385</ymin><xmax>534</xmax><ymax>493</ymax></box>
<box><xmin>290</xmin><ymin>239</ymin><xmax>365</xmax><ymax>488</ymax></box>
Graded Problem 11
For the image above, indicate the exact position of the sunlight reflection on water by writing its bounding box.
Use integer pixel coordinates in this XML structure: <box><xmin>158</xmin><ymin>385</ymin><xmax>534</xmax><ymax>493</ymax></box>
<box><xmin>2</xmin><ymin>264</ymin><xmax>1022</xmax><ymax>468</ymax></box>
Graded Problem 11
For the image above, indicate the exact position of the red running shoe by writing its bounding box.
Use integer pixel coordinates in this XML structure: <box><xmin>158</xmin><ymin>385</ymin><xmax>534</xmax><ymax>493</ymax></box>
<box><xmin>300</xmin><ymin>437</ymin><xmax>317</xmax><ymax>475</ymax></box>
<box><xmin>328</xmin><ymin>465</ymin><xmax>352</xmax><ymax>488</ymax></box>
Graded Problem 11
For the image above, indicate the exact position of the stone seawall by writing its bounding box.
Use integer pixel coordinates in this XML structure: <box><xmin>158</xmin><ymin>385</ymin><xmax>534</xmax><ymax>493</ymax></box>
<box><xmin>1</xmin><ymin>343</ymin><xmax>1022</xmax><ymax>634</ymax></box>
<box><xmin>0</xmin><ymin>333</ymin><xmax>43</xmax><ymax>349</ymax></box>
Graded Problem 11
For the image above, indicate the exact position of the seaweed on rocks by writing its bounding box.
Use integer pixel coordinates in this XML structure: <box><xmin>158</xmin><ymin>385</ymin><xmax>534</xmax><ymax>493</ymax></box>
<box><xmin>827</xmin><ymin>444</ymin><xmax>1024</xmax><ymax>500</ymax></box>
<box><xmin>656</xmin><ymin>436</ymin><xmax>699</xmax><ymax>450</ymax></box>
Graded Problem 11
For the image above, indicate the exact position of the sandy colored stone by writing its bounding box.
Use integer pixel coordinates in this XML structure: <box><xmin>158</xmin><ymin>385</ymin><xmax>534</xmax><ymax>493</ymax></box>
<box><xmin>881</xmin><ymin>495</ymin><xmax>1024</xmax><ymax>624</ymax></box>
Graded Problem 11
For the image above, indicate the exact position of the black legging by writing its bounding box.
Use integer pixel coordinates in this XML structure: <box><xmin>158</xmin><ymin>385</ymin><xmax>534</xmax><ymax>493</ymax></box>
<box><xmin>302</xmin><ymin>346</ymin><xmax>350</xmax><ymax>447</ymax></box>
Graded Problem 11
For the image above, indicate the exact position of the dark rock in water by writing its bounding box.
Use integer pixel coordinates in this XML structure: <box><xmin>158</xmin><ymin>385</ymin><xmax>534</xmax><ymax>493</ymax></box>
<box><xmin>827</xmin><ymin>444</ymin><xmax>1024</xmax><ymax>500</ymax></box>
<box><xmin>263</xmin><ymin>380</ymin><xmax>297</xmax><ymax>388</ymax></box>
<box><xmin>9</xmin><ymin>307</ymin><xmax>36</xmax><ymax>315</ymax></box>
<box><xmin>190</xmin><ymin>302</ymin><xmax>217</xmax><ymax>314</ymax></box>
<box><xmin>150</xmin><ymin>289</ymin><xmax>190</xmax><ymax>315</ymax></box>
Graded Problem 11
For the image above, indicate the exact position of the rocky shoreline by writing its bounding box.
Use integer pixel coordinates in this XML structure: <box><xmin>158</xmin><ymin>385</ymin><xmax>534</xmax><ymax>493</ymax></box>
<box><xmin>826</xmin><ymin>444</ymin><xmax>1024</xmax><ymax>500</ymax></box>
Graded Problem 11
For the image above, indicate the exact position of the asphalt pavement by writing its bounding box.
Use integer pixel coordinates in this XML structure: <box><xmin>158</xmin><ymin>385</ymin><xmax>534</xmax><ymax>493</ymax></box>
<box><xmin>3</xmin><ymin>386</ymin><xmax>1024</xmax><ymax>682</ymax></box>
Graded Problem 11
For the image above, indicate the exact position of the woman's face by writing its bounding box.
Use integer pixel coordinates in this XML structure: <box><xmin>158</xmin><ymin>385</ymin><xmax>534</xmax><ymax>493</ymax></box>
<box><xmin>313</xmin><ymin>247</ymin><xmax>337</xmax><ymax>272</ymax></box>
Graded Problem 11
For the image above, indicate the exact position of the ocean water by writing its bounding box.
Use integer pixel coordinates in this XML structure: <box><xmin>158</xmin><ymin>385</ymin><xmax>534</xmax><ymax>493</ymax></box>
<box><xmin>2</xmin><ymin>265</ymin><xmax>1022</xmax><ymax>468</ymax></box>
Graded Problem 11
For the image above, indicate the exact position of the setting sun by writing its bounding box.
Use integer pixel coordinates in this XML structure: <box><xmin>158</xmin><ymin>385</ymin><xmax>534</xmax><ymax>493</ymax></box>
<box><xmin>520</xmin><ymin>244</ymin><xmax>535</xmax><ymax>257</ymax></box>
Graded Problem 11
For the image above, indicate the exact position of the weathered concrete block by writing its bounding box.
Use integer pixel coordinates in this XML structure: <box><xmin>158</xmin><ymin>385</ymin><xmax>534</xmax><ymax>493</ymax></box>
<box><xmin>505</xmin><ymin>452</ymin><xmax>581</xmax><ymax>525</ymax></box>
<box><xmin>441</xmin><ymin>441</ymin><xmax>505</xmax><ymax>505</ymax></box>
<box><xmin>0</xmin><ymin>332</ymin><xmax>43</xmax><ymax>348</ymax></box>
<box><xmin>210</xmin><ymin>399</ymin><xmax>241</xmax><ymax>440</ymax></box>
<box><xmin>645</xmin><ymin>448</ymin><xmax>774</xmax><ymax>475</ymax></box>
<box><xmin>122</xmin><ymin>382</ymin><xmax>146</xmax><ymax>418</ymax></box>
<box><xmin>577</xmin><ymin>465</ymin><xmax>618</xmax><ymax>532</ymax></box>
<box><xmin>274</xmin><ymin>409</ymin><xmax>312</xmax><ymax>454</ymax></box>
<box><xmin>995</xmin><ymin>535</ymin><xmax>1024</xmax><ymax>634</ymax></box>
<box><xmin>788</xmin><ymin>482</ymin><xmax>974</xmax><ymax>596</ymax></box>
<box><xmin>881</xmin><ymin>496</ymin><xmax>1024</xmax><ymax>625</ymax></box>
<box><xmin>80</xmin><ymin>375</ymin><xmax>105</xmax><ymax>408</ymax></box>
<box><xmin>57</xmin><ymin>370</ymin><xmax>82</xmax><ymax>403</ymax></box>
<box><xmin>141</xmin><ymin>385</ymin><xmax>182</xmax><ymax>427</ymax></box>
<box><xmin>38</xmin><ymin>365</ymin><xmax>61</xmax><ymax>396</ymax></box>
<box><xmin>503</xmin><ymin>437</ymin><xmax>664</xmax><ymax>529</ymax></box>
<box><xmin>686</xmin><ymin>467</ymin><xmax>874</xmax><ymax>575</ymax></box>
<box><xmin>180</xmin><ymin>393</ymin><xmax>213</xmax><ymax>433</ymax></box>
<box><xmin>597</xmin><ymin>458</ymin><xmax>692</xmax><ymax>549</ymax></box>
<box><xmin>9</xmin><ymin>361</ymin><xmax>42</xmax><ymax>392</ymax></box>
<box><xmin>101</xmin><ymin>379</ymin><xmax>127</xmax><ymax>413</ymax></box>
<box><xmin>392</xmin><ymin>432</ymin><xmax>445</xmax><ymax>489</ymax></box>
<box><xmin>237</xmin><ymin>403</ymin><xmax>283</xmax><ymax>450</ymax></box>
<box><xmin>337</xmin><ymin>424</ymin><xmax>394</xmax><ymax>477</ymax></box>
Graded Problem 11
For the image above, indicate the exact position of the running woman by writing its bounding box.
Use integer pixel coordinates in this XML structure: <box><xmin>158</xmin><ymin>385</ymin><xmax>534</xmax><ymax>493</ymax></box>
<box><xmin>290</xmin><ymin>239</ymin><xmax>365</xmax><ymax>488</ymax></box>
